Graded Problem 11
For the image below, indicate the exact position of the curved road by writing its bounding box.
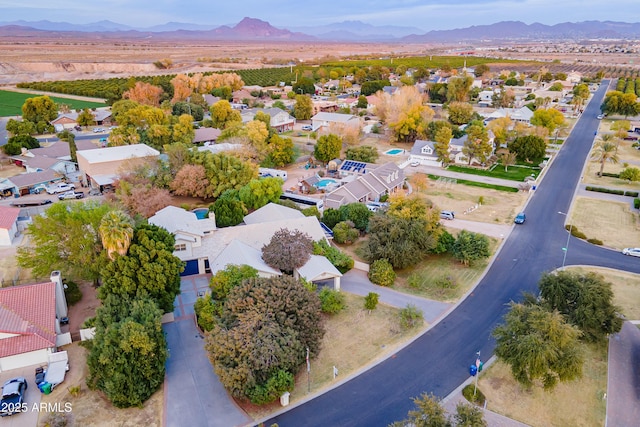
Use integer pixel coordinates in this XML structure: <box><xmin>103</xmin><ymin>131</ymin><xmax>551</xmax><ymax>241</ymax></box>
<box><xmin>266</xmin><ymin>80</ymin><xmax>640</xmax><ymax>426</ymax></box>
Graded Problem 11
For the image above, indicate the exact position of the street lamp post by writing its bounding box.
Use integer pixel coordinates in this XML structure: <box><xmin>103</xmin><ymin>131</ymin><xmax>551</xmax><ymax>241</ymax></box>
<box><xmin>558</xmin><ymin>211</ymin><xmax>572</xmax><ymax>269</ymax></box>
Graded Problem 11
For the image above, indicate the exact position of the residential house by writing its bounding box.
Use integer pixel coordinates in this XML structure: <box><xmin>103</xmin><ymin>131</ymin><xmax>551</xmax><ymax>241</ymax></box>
<box><xmin>231</xmin><ymin>89</ymin><xmax>254</xmax><ymax>105</ymax></box>
<box><xmin>3</xmin><ymin>169</ymin><xmax>62</xmax><ymax>196</ymax></box>
<box><xmin>150</xmin><ymin>204</ymin><xmax>342</xmax><ymax>289</ymax></box>
<box><xmin>408</xmin><ymin>140</ymin><xmax>441</xmax><ymax>167</ymax></box>
<box><xmin>76</xmin><ymin>144</ymin><xmax>160</xmax><ymax>189</ymax></box>
<box><xmin>192</xmin><ymin>127</ymin><xmax>222</xmax><ymax>144</ymax></box>
<box><xmin>197</xmin><ymin>142</ymin><xmax>244</xmax><ymax>155</ymax></box>
<box><xmin>10</xmin><ymin>140</ymin><xmax>96</xmax><ymax>176</ymax></box>
<box><xmin>478</xmin><ymin>90</ymin><xmax>495</xmax><ymax>107</ymax></box>
<box><xmin>311</xmin><ymin>100</ymin><xmax>340</xmax><ymax>115</ymax></box>
<box><xmin>241</xmin><ymin>108</ymin><xmax>296</xmax><ymax>133</ymax></box>
<box><xmin>485</xmin><ymin>106</ymin><xmax>534</xmax><ymax>124</ymax></box>
<box><xmin>325</xmin><ymin>162</ymin><xmax>404</xmax><ymax>209</ymax></box>
<box><xmin>0</xmin><ymin>271</ymin><xmax>68</xmax><ymax>371</ymax></box>
<box><xmin>148</xmin><ymin>206</ymin><xmax>217</xmax><ymax>275</ymax></box>
<box><xmin>51</xmin><ymin>109</ymin><xmax>112</xmax><ymax>130</ymax></box>
<box><xmin>202</xmin><ymin>94</ymin><xmax>221</xmax><ymax>107</ymax></box>
<box><xmin>0</xmin><ymin>206</ymin><xmax>20</xmax><ymax>246</ymax></box>
<box><xmin>311</xmin><ymin>112</ymin><xmax>360</xmax><ymax>133</ymax></box>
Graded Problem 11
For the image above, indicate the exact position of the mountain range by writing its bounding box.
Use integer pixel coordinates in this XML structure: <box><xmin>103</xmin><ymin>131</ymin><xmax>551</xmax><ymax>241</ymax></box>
<box><xmin>1</xmin><ymin>17</ymin><xmax>640</xmax><ymax>42</ymax></box>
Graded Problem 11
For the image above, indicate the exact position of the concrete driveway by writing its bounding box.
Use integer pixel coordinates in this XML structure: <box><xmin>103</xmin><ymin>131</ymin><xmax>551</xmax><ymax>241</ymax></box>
<box><xmin>606</xmin><ymin>321</ymin><xmax>640</xmax><ymax>427</ymax></box>
<box><xmin>0</xmin><ymin>364</ymin><xmax>42</xmax><ymax>427</ymax></box>
<box><xmin>164</xmin><ymin>275</ymin><xmax>251</xmax><ymax>427</ymax></box>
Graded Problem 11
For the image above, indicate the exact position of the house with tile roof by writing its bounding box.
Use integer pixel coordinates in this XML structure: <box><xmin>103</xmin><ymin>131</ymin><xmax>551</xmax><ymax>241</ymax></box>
<box><xmin>51</xmin><ymin>109</ymin><xmax>112</xmax><ymax>130</ymax></box>
<box><xmin>0</xmin><ymin>271</ymin><xmax>68</xmax><ymax>371</ymax></box>
<box><xmin>241</xmin><ymin>107</ymin><xmax>296</xmax><ymax>132</ymax></box>
<box><xmin>0</xmin><ymin>206</ymin><xmax>21</xmax><ymax>246</ymax></box>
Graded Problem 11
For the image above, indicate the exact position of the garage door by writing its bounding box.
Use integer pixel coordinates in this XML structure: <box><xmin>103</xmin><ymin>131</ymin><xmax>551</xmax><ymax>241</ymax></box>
<box><xmin>181</xmin><ymin>260</ymin><xmax>199</xmax><ymax>276</ymax></box>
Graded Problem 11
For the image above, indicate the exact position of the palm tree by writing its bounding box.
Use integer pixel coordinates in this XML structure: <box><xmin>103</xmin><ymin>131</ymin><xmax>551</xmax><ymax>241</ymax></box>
<box><xmin>590</xmin><ymin>141</ymin><xmax>619</xmax><ymax>177</ymax></box>
<box><xmin>99</xmin><ymin>210</ymin><xmax>134</xmax><ymax>260</ymax></box>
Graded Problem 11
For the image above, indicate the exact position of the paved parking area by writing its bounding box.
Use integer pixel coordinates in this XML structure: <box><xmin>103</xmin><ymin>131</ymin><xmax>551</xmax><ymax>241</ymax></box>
<box><xmin>0</xmin><ymin>364</ymin><xmax>43</xmax><ymax>426</ymax></box>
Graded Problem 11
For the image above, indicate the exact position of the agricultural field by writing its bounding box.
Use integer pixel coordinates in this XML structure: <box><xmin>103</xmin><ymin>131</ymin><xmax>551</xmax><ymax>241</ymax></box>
<box><xmin>0</xmin><ymin>90</ymin><xmax>106</xmax><ymax>117</ymax></box>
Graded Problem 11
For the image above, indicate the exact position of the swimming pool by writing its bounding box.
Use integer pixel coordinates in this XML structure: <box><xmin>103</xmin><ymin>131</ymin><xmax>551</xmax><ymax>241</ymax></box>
<box><xmin>192</xmin><ymin>208</ymin><xmax>209</xmax><ymax>219</ymax></box>
<box><xmin>315</xmin><ymin>178</ymin><xmax>338</xmax><ymax>189</ymax></box>
<box><xmin>385</xmin><ymin>148</ymin><xmax>404</xmax><ymax>155</ymax></box>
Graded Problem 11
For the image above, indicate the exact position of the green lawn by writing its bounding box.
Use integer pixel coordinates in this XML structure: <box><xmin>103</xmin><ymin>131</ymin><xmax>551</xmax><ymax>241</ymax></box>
<box><xmin>427</xmin><ymin>174</ymin><xmax>519</xmax><ymax>193</ymax></box>
<box><xmin>447</xmin><ymin>164</ymin><xmax>540</xmax><ymax>182</ymax></box>
<box><xmin>0</xmin><ymin>90</ymin><xmax>106</xmax><ymax>117</ymax></box>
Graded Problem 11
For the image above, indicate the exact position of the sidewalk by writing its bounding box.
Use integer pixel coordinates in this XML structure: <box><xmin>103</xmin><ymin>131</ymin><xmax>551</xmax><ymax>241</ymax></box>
<box><xmin>405</xmin><ymin>165</ymin><xmax>522</xmax><ymax>189</ymax></box>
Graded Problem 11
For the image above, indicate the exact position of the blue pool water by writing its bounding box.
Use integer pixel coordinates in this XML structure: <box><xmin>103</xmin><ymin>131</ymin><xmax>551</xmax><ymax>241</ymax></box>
<box><xmin>192</xmin><ymin>208</ymin><xmax>209</xmax><ymax>219</ymax></box>
<box><xmin>315</xmin><ymin>178</ymin><xmax>338</xmax><ymax>188</ymax></box>
<box><xmin>385</xmin><ymin>148</ymin><xmax>404</xmax><ymax>155</ymax></box>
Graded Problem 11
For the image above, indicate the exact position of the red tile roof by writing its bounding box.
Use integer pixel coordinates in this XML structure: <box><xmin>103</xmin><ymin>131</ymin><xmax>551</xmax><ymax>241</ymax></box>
<box><xmin>0</xmin><ymin>282</ymin><xmax>57</xmax><ymax>358</ymax></box>
<box><xmin>0</xmin><ymin>206</ymin><xmax>20</xmax><ymax>230</ymax></box>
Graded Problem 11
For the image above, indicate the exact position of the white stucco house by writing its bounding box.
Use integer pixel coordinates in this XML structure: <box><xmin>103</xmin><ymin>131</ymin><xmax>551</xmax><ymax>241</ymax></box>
<box><xmin>311</xmin><ymin>112</ymin><xmax>360</xmax><ymax>132</ymax></box>
<box><xmin>0</xmin><ymin>206</ymin><xmax>20</xmax><ymax>246</ymax></box>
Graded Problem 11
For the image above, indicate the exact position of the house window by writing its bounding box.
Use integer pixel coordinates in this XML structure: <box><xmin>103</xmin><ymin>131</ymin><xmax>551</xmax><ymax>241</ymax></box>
<box><xmin>175</xmin><ymin>243</ymin><xmax>187</xmax><ymax>251</ymax></box>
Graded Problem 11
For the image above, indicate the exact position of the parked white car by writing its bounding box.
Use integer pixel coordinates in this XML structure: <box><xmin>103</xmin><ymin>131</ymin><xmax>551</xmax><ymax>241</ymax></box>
<box><xmin>46</xmin><ymin>183</ymin><xmax>75</xmax><ymax>194</ymax></box>
<box><xmin>622</xmin><ymin>247</ymin><xmax>640</xmax><ymax>257</ymax></box>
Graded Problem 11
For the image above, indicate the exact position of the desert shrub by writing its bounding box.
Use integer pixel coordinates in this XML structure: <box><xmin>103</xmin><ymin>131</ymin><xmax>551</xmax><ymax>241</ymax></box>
<box><xmin>635</xmin><ymin>198</ymin><xmax>640</xmax><ymax>209</ymax></box>
<box><xmin>63</xmin><ymin>280</ymin><xmax>83</xmax><ymax>306</ymax></box>
<box><xmin>368</xmin><ymin>259</ymin><xmax>396</xmax><ymax>287</ymax></box>
<box><xmin>567</xmin><ymin>225</ymin><xmax>587</xmax><ymax>239</ymax></box>
<box><xmin>364</xmin><ymin>292</ymin><xmax>379</xmax><ymax>312</ymax></box>
<box><xmin>333</xmin><ymin>220</ymin><xmax>359</xmax><ymax>244</ymax></box>
<box><xmin>624</xmin><ymin>191</ymin><xmax>639</xmax><ymax>197</ymax></box>
<box><xmin>318</xmin><ymin>288</ymin><xmax>346</xmax><ymax>314</ymax></box>
<box><xmin>587</xmin><ymin>238</ymin><xmax>603</xmax><ymax>245</ymax></box>
<box><xmin>462</xmin><ymin>384</ymin><xmax>486</xmax><ymax>406</ymax></box>
<box><xmin>246</xmin><ymin>370</ymin><xmax>294</xmax><ymax>405</ymax></box>
<box><xmin>399</xmin><ymin>304</ymin><xmax>423</xmax><ymax>330</ymax></box>
<box><xmin>600</xmin><ymin>172</ymin><xmax>621</xmax><ymax>178</ymax></box>
<box><xmin>194</xmin><ymin>296</ymin><xmax>216</xmax><ymax>332</ymax></box>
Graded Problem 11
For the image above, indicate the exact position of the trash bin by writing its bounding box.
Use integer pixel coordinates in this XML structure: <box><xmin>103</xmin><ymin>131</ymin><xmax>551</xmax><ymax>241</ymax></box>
<box><xmin>38</xmin><ymin>382</ymin><xmax>52</xmax><ymax>394</ymax></box>
<box><xmin>280</xmin><ymin>391</ymin><xmax>290</xmax><ymax>407</ymax></box>
<box><xmin>532</xmin><ymin>185</ymin><xmax>537</xmax><ymax>190</ymax></box>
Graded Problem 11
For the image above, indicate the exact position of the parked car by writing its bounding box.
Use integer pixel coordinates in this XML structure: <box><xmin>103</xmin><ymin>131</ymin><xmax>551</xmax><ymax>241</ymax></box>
<box><xmin>58</xmin><ymin>191</ymin><xmax>85</xmax><ymax>200</ymax></box>
<box><xmin>597</xmin><ymin>114</ymin><xmax>604</xmax><ymax>120</ymax></box>
<box><xmin>514</xmin><ymin>212</ymin><xmax>526</xmax><ymax>224</ymax></box>
<box><xmin>93</xmin><ymin>127</ymin><xmax>105</xmax><ymax>133</ymax></box>
<box><xmin>301</xmin><ymin>125</ymin><xmax>313</xmax><ymax>131</ymax></box>
<box><xmin>74</xmin><ymin>125</ymin><xmax>82</xmax><ymax>131</ymax></box>
<box><xmin>46</xmin><ymin>183</ymin><xmax>75</xmax><ymax>194</ymax></box>
<box><xmin>622</xmin><ymin>247</ymin><xmax>640</xmax><ymax>257</ymax></box>
<box><xmin>410</xmin><ymin>161</ymin><xmax>420</xmax><ymax>167</ymax></box>
<box><xmin>10</xmin><ymin>199</ymin><xmax>53</xmax><ymax>207</ymax></box>
<box><xmin>0</xmin><ymin>377</ymin><xmax>27</xmax><ymax>417</ymax></box>
<box><xmin>440</xmin><ymin>210</ymin><xmax>455</xmax><ymax>220</ymax></box>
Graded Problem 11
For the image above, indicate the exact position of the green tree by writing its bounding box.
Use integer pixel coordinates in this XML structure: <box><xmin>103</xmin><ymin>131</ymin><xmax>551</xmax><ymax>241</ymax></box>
<box><xmin>446</xmin><ymin>75</ymin><xmax>474</xmax><ymax>102</ymax></box>
<box><xmin>98</xmin><ymin>224</ymin><xmax>184</xmax><ymax>313</ymax></box>
<box><xmin>332</xmin><ymin>220</ymin><xmax>359</xmax><ymax>245</ymax></box>
<box><xmin>447</xmin><ymin>101</ymin><xmax>474</xmax><ymax>125</ymax></box>
<box><xmin>314</xmin><ymin>134</ymin><xmax>342</xmax><ymax>164</ymax></box>
<box><xmin>261</xmin><ymin>228</ymin><xmax>314</xmax><ymax>274</ymax></box>
<box><xmin>3</xmin><ymin>134</ymin><xmax>40</xmax><ymax>154</ymax></box>
<box><xmin>356</xmin><ymin>95</ymin><xmax>368</xmax><ymax>109</ymax></box>
<box><xmin>364</xmin><ymin>292</ymin><xmax>379</xmax><ymax>313</ymax></box>
<box><xmin>321</xmin><ymin>208</ymin><xmax>343</xmax><ymax>229</ymax></box>
<box><xmin>462</xmin><ymin>123</ymin><xmax>492</xmax><ymax>165</ymax></box>
<box><xmin>434</xmin><ymin>126</ymin><xmax>453</xmax><ymax>165</ymax></box>
<box><xmin>6</xmin><ymin>118</ymin><xmax>36</xmax><ymax>136</ymax></box>
<box><xmin>238</xmin><ymin>177</ymin><xmax>283</xmax><ymax>210</ymax></box>
<box><xmin>57</xmin><ymin>130</ymin><xmax>77</xmax><ymax>162</ymax></box>
<box><xmin>190</xmin><ymin>151</ymin><xmax>258</xmax><ymax>198</ymax></box>
<box><xmin>292</xmin><ymin>77</ymin><xmax>316</xmax><ymax>95</ymax></box>
<box><xmin>389</xmin><ymin>393</ymin><xmax>451</xmax><ymax>427</ymax></box>
<box><xmin>538</xmin><ymin>271</ymin><xmax>623</xmax><ymax>342</ymax></box>
<box><xmin>194</xmin><ymin>295</ymin><xmax>217</xmax><ymax>332</ymax></box>
<box><xmin>312</xmin><ymin>239</ymin><xmax>354</xmax><ymax>273</ymax></box>
<box><xmin>572</xmin><ymin>83</ymin><xmax>590</xmax><ymax>100</ymax></box>
<box><xmin>508</xmin><ymin>135</ymin><xmax>546</xmax><ymax>163</ymax></box>
<box><xmin>338</xmin><ymin>202</ymin><xmax>372</xmax><ymax>231</ymax></box>
<box><xmin>210</xmin><ymin>100</ymin><xmax>242</xmax><ymax>129</ymax></box>
<box><xmin>209</xmin><ymin>190</ymin><xmax>247</xmax><ymax>228</ymax></box>
<box><xmin>17</xmin><ymin>201</ymin><xmax>111</xmax><ymax>284</ymax></box>
<box><xmin>98</xmin><ymin>210</ymin><xmax>134</xmax><ymax>261</ymax></box>
<box><xmin>452</xmin><ymin>230</ymin><xmax>490</xmax><ymax>266</ymax></box>
<box><xmin>474</xmin><ymin>64</ymin><xmax>490</xmax><ymax>77</ymax></box>
<box><xmin>345</xmin><ymin>145</ymin><xmax>378</xmax><ymax>163</ymax></box>
<box><xmin>293</xmin><ymin>94</ymin><xmax>313</xmax><ymax>120</ymax></box>
<box><xmin>531</xmin><ymin>108</ymin><xmax>566</xmax><ymax>134</ymax></box>
<box><xmin>206</xmin><ymin>275</ymin><xmax>324</xmax><ymax>403</ymax></box>
<box><xmin>361</xmin><ymin>80</ymin><xmax>390</xmax><ymax>96</ymax></box>
<box><xmin>209</xmin><ymin>264</ymin><xmax>259</xmax><ymax>303</ymax></box>
<box><xmin>493</xmin><ymin>303</ymin><xmax>583</xmax><ymax>390</ymax></box>
<box><xmin>22</xmin><ymin>95</ymin><xmax>58</xmax><ymax>125</ymax></box>
<box><xmin>601</xmin><ymin>90</ymin><xmax>640</xmax><ymax>117</ymax></box>
<box><xmin>86</xmin><ymin>294</ymin><xmax>167</xmax><ymax>408</ymax></box>
<box><xmin>590</xmin><ymin>141</ymin><xmax>619</xmax><ymax>177</ymax></box>
<box><xmin>620</xmin><ymin>166</ymin><xmax>640</xmax><ymax>181</ymax></box>
<box><xmin>77</xmin><ymin>108</ymin><xmax>95</xmax><ymax>128</ymax></box>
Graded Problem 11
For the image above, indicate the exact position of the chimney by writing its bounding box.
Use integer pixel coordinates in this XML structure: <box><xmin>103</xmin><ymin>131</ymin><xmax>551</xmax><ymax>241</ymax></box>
<box><xmin>50</xmin><ymin>271</ymin><xmax>68</xmax><ymax>319</ymax></box>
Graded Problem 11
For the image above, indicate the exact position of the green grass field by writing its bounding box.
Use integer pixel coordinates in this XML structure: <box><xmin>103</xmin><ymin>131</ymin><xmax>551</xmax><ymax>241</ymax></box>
<box><xmin>0</xmin><ymin>90</ymin><xmax>106</xmax><ymax>117</ymax></box>
<box><xmin>447</xmin><ymin>164</ymin><xmax>540</xmax><ymax>181</ymax></box>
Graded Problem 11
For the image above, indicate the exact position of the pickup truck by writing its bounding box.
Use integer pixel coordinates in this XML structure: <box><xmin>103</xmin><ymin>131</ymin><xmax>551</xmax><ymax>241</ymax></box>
<box><xmin>46</xmin><ymin>183</ymin><xmax>75</xmax><ymax>194</ymax></box>
<box><xmin>0</xmin><ymin>377</ymin><xmax>27</xmax><ymax>417</ymax></box>
<box><xmin>58</xmin><ymin>191</ymin><xmax>85</xmax><ymax>200</ymax></box>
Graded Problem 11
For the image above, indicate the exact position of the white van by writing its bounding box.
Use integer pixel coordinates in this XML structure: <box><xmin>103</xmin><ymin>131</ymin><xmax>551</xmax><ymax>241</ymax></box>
<box><xmin>440</xmin><ymin>211</ymin><xmax>455</xmax><ymax>220</ymax></box>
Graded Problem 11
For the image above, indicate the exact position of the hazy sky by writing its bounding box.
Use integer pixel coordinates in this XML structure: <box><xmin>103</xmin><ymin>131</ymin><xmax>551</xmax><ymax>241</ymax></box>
<box><xmin>2</xmin><ymin>0</ymin><xmax>640</xmax><ymax>30</ymax></box>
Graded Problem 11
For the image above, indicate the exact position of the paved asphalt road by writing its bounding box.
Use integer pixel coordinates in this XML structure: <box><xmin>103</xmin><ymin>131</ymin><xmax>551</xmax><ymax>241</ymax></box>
<box><xmin>266</xmin><ymin>83</ymin><xmax>640</xmax><ymax>426</ymax></box>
